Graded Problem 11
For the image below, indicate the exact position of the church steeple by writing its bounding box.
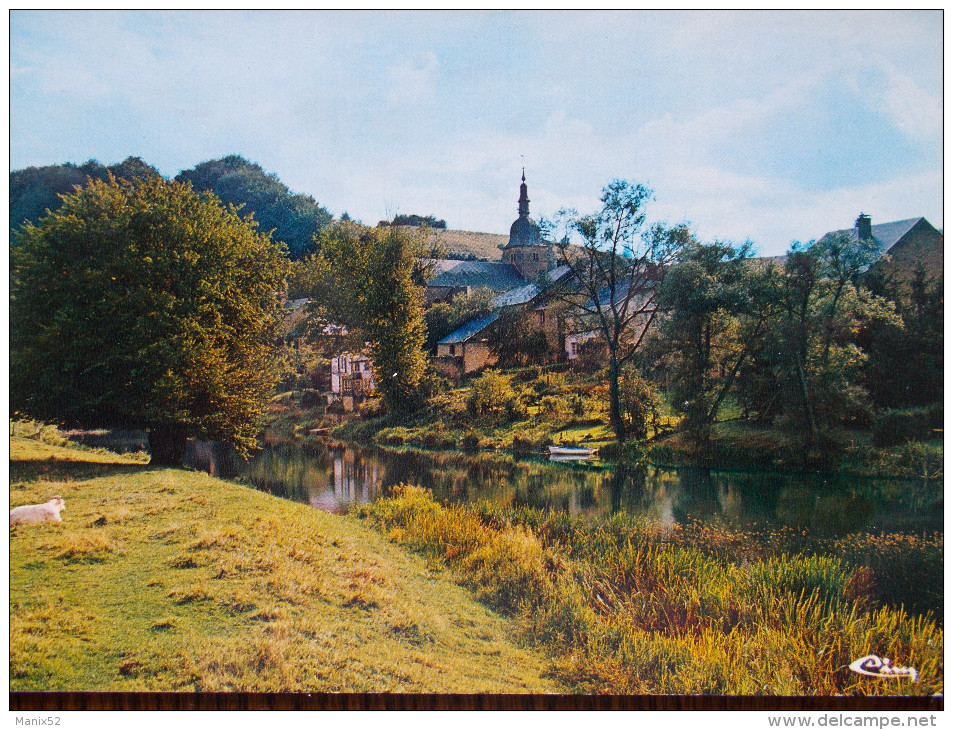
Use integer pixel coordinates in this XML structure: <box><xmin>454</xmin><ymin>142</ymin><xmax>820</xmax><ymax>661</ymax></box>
<box><xmin>518</xmin><ymin>168</ymin><xmax>530</xmax><ymax>218</ymax></box>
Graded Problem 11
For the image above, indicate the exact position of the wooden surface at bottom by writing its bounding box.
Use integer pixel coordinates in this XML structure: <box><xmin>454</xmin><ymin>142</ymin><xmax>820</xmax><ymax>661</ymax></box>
<box><xmin>9</xmin><ymin>692</ymin><xmax>944</xmax><ymax>711</ymax></box>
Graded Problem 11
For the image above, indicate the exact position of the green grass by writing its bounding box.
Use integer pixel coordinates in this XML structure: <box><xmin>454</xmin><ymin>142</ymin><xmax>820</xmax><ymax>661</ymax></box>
<box><xmin>9</xmin><ymin>432</ymin><xmax>559</xmax><ymax>693</ymax></box>
<box><xmin>357</xmin><ymin>487</ymin><xmax>943</xmax><ymax>696</ymax></box>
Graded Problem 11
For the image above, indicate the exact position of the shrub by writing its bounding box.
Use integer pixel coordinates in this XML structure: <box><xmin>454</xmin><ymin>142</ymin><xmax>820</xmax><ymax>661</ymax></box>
<box><xmin>598</xmin><ymin>441</ymin><xmax>645</xmax><ymax>463</ymax></box>
<box><xmin>539</xmin><ymin>395</ymin><xmax>569</xmax><ymax>423</ymax></box>
<box><xmin>871</xmin><ymin>406</ymin><xmax>940</xmax><ymax>447</ymax></box>
<box><xmin>461</xmin><ymin>431</ymin><xmax>481</xmax><ymax>453</ymax></box>
<box><xmin>466</xmin><ymin>370</ymin><xmax>520</xmax><ymax>423</ymax></box>
<box><xmin>299</xmin><ymin>389</ymin><xmax>324</xmax><ymax>408</ymax></box>
<box><xmin>511</xmin><ymin>435</ymin><xmax>545</xmax><ymax>455</ymax></box>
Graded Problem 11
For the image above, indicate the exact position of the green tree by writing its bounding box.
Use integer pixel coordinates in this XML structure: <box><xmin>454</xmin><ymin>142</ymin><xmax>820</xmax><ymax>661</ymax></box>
<box><xmin>365</xmin><ymin>227</ymin><xmax>429</xmax><ymax>414</ymax></box>
<box><xmin>861</xmin><ymin>263</ymin><xmax>943</xmax><ymax>408</ymax></box>
<box><xmin>736</xmin><ymin>238</ymin><xmax>896</xmax><ymax>444</ymax></box>
<box><xmin>653</xmin><ymin>240</ymin><xmax>752</xmax><ymax>443</ymax></box>
<box><xmin>10</xmin><ymin>175</ymin><xmax>288</xmax><ymax>464</ymax></box>
<box><xmin>550</xmin><ymin>180</ymin><xmax>691</xmax><ymax>442</ymax></box>
<box><xmin>304</xmin><ymin>222</ymin><xmax>429</xmax><ymax>415</ymax></box>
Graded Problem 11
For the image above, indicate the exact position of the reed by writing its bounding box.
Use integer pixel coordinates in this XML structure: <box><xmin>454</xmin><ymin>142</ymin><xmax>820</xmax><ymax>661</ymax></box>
<box><xmin>358</xmin><ymin>487</ymin><xmax>943</xmax><ymax>695</ymax></box>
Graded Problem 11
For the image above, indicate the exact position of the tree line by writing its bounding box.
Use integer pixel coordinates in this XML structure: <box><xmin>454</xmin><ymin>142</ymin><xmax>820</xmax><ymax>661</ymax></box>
<box><xmin>11</xmin><ymin>155</ymin><xmax>334</xmax><ymax>259</ymax></box>
<box><xmin>545</xmin><ymin>180</ymin><xmax>942</xmax><ymax>449</ymax></box>
<box><xmin>9</xmin><ymin>173</ymin><xmax>942</xmax><ymax>465</ymax></box>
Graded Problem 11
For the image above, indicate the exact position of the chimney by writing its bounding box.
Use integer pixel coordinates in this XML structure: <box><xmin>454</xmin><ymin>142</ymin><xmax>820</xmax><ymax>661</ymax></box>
<box><xmin>855</xmin><ymin>213</ymin><xmax>872</xmax><ymax>240</ymax></box>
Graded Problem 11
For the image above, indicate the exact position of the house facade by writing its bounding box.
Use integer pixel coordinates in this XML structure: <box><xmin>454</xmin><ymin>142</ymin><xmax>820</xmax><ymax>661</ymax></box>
<box><xmin>328</xmin><ymin>352</ymin><xmax>375</xmax><ymax>412</ymax></box>
<box><xmin>818</xmin><ymin>213</ymin><xmax>943</xmax><ymax>282</ymax></box>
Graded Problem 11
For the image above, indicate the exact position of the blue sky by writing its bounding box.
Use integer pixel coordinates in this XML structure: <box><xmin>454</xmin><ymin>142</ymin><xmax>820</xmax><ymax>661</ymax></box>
<box><xmin>9</xmin><ymin>10</ymin><xmax>943</xmax><ymax>255</ymax></box>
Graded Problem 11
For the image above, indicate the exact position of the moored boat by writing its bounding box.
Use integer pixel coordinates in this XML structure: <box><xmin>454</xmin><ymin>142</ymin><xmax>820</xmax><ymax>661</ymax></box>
<box><xmin>547</xmin><ymin>445</ymin><xmax>597</xmax><ymax>457</ymax></box>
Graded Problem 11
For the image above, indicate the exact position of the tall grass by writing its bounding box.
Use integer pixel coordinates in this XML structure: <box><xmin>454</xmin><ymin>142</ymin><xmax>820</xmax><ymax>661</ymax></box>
<box><xmin>357</xmin><ymin>487</ymin><xmax>943</xmax><ymax>695</ymax></box>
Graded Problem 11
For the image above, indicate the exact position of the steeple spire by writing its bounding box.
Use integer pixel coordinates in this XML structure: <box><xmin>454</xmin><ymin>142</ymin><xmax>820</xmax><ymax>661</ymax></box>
<box><xmin>518</xmin><ymin>168</ymin><xmax>530</xmax><ymax>218</ymax></box>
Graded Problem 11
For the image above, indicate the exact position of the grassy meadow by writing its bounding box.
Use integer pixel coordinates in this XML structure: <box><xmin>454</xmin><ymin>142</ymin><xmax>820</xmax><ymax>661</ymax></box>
<box><xmin>8</xmin><ymin>424</ymin><xmax>558</xmax><ymax>693</ymax></box>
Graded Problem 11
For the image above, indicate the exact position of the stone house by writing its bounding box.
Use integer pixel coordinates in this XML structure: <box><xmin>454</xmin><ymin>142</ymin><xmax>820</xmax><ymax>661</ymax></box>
<box><xmin>817</xmin><ymin>213</ymin><xmax>943</xmax><ymax>282</ymax></box>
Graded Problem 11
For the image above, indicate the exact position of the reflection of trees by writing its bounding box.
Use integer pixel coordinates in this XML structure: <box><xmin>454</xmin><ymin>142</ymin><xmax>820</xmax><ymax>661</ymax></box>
<box><xmin>712</xmin><ymin>472</ymin><xmax>783</xmax><ymax>527</ymax></box>
<box><xmin>608</xmin><ymin>462</ymin><xmax>649</xmax><ymax>514</ymax></box>
<box><xmin>229</xmin><ymin>443</ymin><xmax>941</xmax><ymax>536</ymax></box>
<box><xmin>663</xmin><ymin>468</ymin><xmax>722</xmax><ymax>525</ymax></box>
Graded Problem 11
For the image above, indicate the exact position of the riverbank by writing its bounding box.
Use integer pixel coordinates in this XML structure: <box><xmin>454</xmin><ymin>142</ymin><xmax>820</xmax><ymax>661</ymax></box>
<box><xmin>264</xmin><ymin>365</ymin><xmax>941</xmax><ymax>481</ymax></box>
<box><xmin>9</xmin><ymin>428</ymin><xmax>559</xmax><ymax>693</ymax></box>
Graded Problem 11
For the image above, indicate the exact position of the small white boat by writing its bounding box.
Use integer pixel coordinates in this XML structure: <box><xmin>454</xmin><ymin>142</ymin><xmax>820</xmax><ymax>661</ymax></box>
<box><xmin>547</xmin><ymin>445</ymin><xmax>597</xmax><ymax>458</ymax></box>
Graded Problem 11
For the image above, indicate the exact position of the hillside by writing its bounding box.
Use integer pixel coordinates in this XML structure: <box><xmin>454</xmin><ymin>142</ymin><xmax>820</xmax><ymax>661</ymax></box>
<box><xmin>11</xmin><ymin>155</ymin><xmax>333</xmax><ymax>259</ymax></box>
<box><xmin>433</xmin><ymin>228</ymin><xmax>508</xmax><ymax>261</ymax></box>
<box><xmin>9</xmin><ymin>427</ymin><xmax>559</xmax><ymax>693</ymax></box>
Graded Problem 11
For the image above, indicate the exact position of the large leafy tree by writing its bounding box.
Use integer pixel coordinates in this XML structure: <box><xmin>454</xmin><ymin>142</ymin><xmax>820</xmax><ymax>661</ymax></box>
<box><xmin>861</xmin><ymin>263</ymin><xmax>943</xmax><ymax>409</ymax></box>
<box><xmin>11</xmin><ymin>174</ymin><xmax>289</xmax><ymax>464</ymax></box>
<box><xmin>736</xmin><ymin>236</ymin><xmax>897</xmax><ymax>444</ymax></box>
<box><xmin>549</xmin><ymin>180</ymin><xmax>691</xmax><ymax>442</ymax></box>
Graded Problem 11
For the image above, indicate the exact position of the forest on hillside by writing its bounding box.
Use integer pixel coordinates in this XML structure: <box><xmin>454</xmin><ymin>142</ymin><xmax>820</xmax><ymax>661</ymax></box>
<box><xmin>10</xmin><ymin>155</ymin><xmax>336</xmax><ymax>259</ymax></box>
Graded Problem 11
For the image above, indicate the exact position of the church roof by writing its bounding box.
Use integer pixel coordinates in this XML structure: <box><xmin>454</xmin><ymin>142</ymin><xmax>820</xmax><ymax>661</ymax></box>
<box><xmin>426</xmin><ymin>260</ymin><xmax>527</xmax><ymax>291</ymax></box>
<box><xmin>504</xmin><ymin>169</ymin><xmax>544</xmax><ymax>249</ymax></box>
<box><xmin>492</xmin><ymin>265</ymin><xmax>573</xmax><ymax>307</ymax></box>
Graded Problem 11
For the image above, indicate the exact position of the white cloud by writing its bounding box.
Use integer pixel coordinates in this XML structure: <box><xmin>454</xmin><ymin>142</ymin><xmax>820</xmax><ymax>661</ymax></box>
<box><xmin>386</xmin><ymin>51</ymin><xmax>439</xmax><ymax>106</ymax></box>
<box><xmin>879</xmin><ymin>65</ymin><xmax>942</xmax><ymax>140</ymax></box>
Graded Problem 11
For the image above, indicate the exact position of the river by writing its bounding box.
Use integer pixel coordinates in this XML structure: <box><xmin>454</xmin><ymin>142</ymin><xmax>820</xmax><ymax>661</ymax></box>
<box><xmin>186</xmin><ymin>440</ymin><xmax>943</xmax><ymax>537</ymax></box>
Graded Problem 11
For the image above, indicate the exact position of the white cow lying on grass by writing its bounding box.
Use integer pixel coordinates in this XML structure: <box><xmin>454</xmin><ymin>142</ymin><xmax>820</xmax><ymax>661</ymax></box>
<box><xmin>10</xmin><ymin>497</ymin><xmax>66</xmax><ymax>526</ymax></box>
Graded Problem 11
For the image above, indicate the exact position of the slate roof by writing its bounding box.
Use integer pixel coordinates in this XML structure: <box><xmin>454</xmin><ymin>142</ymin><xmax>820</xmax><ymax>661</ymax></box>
<box><xmin>437</xmin><ymin>312</ymin><xmax>501</xmax><ymax>345</ymax></box>
<box><xmin>482</xmin><ymin>264</ymin><xmax>572</xmax><ymax>309</ymax></box>
<box><xmin>818</xmin><ymin>218</ymin><xmax>925</xmax><ymax>255</ymax></box>
<box><xmin>435</xmin><ymin>264</ymin><xmax>575</xmax><ymax>345</ymax></box>
<box><xmin>492</xmin><ymin>283</ymin><xmax>539</xmax><ymax>307</ymax></box>
<box><xmin>427</xmin><ymin>260</ymin><xmax>526</xmax><ymax>291</ymax></box>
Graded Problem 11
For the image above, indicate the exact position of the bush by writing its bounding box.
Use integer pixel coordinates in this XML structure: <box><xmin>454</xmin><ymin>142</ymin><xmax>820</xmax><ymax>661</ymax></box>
<box><xmin>512</xmin><ymin>435</ymin><xmax>546</xmax><ymax>455</ymax></box>
<box><xmin>871</xmin><ymin>406</ymin><xmax>941</xmax><ymax>447</ymax></box>
<box><xmin>461</xmin><ymin>431</ymin><xmax>481</xmax><ymax>453</ymax></box>
<box><xmin>299</xmin><ymin>389</ymin><xmax>324</xmax><ymax>408</ymax></box>
<box><xmin>539</xmin><ymin>395</ymin><xmax>569</xmax><ymax>423</ymax></box>
<box><xmin>598</xmin><ymin>440</ymin><xmax>645</xmax><ymax>463</ymax></box>
<box><xmin>467</xmin><ymin>370</ymin><xmax>521</xmax><ymax>423</ymax></box>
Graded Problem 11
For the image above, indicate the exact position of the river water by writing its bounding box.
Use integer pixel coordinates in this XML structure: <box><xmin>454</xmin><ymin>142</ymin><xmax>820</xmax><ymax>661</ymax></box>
<box><xmin>188</xmin><ymin>440</ymin><xmax>943</xmax><ymax>538</ymax></box>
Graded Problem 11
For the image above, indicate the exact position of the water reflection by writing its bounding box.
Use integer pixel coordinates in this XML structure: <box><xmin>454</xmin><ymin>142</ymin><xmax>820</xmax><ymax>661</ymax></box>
<box><xmin>187</xmin><ymin>441</ymin><xmax>943</xmax><ymax>536</ymax></box>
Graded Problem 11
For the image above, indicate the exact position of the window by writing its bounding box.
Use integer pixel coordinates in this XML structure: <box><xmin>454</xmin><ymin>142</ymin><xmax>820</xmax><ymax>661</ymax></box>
<box><xmin>449</xmin><ymin>344</ymin><xmax>456</xmax><ymax>356</ymax></box>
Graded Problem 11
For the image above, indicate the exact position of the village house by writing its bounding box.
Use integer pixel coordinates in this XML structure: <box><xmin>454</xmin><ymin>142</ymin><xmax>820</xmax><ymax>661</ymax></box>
<box><xmin>327</xmin><ymin>352</ymin><xmax>375</xmax><ymax>412</ymax></box>
<box><xmin>817</xmin><ymin>213</ymin><xmax>943</xmax><ymax>282</ymax></box>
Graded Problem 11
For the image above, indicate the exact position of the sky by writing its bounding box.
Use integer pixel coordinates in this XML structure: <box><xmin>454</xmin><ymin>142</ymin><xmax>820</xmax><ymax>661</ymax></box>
<box><xmin>9</xmin><ymin>10</ymin><xmax>943</xmax><ymax>256</ymax></box>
